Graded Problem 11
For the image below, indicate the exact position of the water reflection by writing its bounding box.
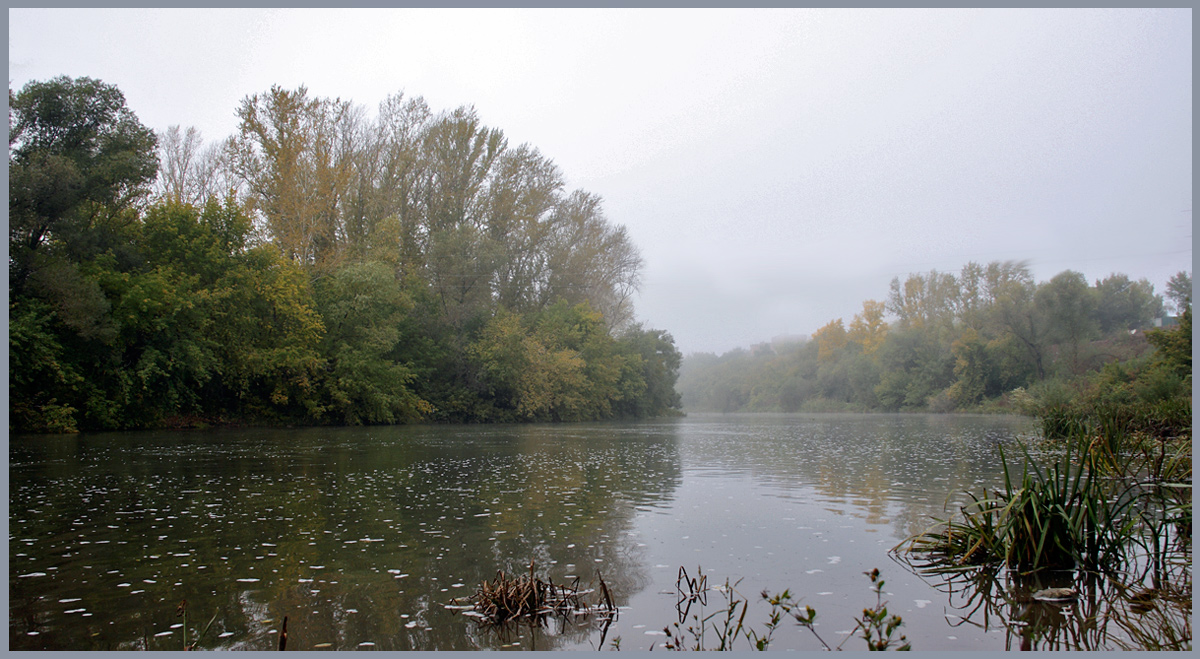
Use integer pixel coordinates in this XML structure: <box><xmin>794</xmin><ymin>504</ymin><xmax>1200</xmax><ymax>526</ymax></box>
<box><xmin>9</xmin><ymin>422</ymin><xmax>682</xmax><ymax>650</ymax></box>
<box><xmin>898</xmin><ymin>557</ymin><xmax>1192</xmax><ymax>651</ymax></box>
<box><xmin>672</xmin><ymin>413</ymin><xmax>1033</xmax><ymax>542</ymax></box>
<box><xmin>16</xmin><ymin>414</ymin><xmax>1177</xmax><ymax>650</ymax></box>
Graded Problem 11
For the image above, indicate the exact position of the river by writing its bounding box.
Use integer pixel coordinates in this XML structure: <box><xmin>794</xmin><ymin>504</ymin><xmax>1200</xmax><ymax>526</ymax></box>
<box><xmin>11</xmin><ymin>412</ymin><xmax>1128</xmax><ymax>650</ymax></box>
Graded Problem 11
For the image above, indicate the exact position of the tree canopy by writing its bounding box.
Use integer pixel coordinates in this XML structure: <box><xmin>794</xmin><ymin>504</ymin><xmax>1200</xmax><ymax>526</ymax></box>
<box><xmin>679</xmin><ymin>261</ymin><xmax>1187</xmax><ymax>415</ymax></box>
<box><xmin>10</xmin><ymin>77</ymin><xmax>681</xmax><ymax>433</ymax></box>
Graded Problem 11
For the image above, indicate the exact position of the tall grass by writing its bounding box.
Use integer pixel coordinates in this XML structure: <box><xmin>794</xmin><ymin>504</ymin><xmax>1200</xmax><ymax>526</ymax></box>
<box><xmin>901</xmin><ymin>437</ymin><xmax>1181</xmax><ymax>575</ymax></box>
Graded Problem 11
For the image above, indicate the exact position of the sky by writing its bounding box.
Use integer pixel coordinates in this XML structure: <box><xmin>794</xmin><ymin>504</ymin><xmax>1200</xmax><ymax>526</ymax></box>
<box><xmin>9</xmin><ymin>8</ymin><xmax>1193</xmax><ymax>356</ymax></box>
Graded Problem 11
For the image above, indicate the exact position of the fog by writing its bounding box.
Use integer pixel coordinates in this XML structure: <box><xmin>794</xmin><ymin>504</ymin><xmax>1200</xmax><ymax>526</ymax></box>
<box><xmin>10</xmin><ymin>8</ymin><xmax>1191</xmax><ymax>355</ymax></box>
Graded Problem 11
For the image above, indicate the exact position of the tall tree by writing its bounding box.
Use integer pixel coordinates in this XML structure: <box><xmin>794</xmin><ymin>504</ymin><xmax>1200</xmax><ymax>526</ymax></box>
<box><xmin>155</xmin><ymin>125</ymin><xmax>226</xmax><ymax>205</ymax></box>
<box><xmin>486</xmin><ymin>144</ymin><xmax>564</xmax><ymax>312</ymax></box>
<box><xmin>417</xmin><ymin>106</ymin><xmax>506</xmax><ymax>325</ymax></box>
<box><xmin>848</xmin><ymin>299</ymin><xmax>888</xmax><ymax>356</ymax></box>
<box><xmin>9</xmin><ymin>76</ymin><xmax>158</xmax><ymax>287</ymax></box>
<box><xmin>813</xmin><ymin>318</ymin><xmax>848</xmax><ymax>363</ymax></box>
<box><xmin>544</xmin><ymin>190</ymin><xmax>643</xmax><ymax>329</ymax></box>
<box><xmin>228</xmin><ymin>85</ymin><xmax>361</xmax><ymax>269</ymax></box>
<box><xmin>1165</xmin><ymin>270</ymin><xmax>1192</xmax><ymax>315</ymax></box>
<box><xmin>1093</xmin><ymin>273</ymin><xmax>1162</xmax><ymax>334</ymax></box>
<box><xmin>1036</xmin><ymin>270</ymin><xmax>1098</xmax><ymax>375</ymax></box>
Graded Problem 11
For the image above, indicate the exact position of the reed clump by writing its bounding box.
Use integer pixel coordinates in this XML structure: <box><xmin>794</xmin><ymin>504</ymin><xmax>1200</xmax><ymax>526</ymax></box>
<box><xmin>901</xmin><ymin>399</ymin><xmax>1190</xmax><ymax>576</ymax></box>
<box><xmin>453</xmin><ymin>560</ymin><xmax>615</xmax><ymax>626</ymax></box>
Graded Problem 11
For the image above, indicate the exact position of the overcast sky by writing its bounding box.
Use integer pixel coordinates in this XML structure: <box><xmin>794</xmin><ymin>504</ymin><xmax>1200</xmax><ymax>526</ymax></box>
<box><xmin>9</xmin><ymin>8</ymin><xmax>1192</xmax><ymax>355</ymax></box>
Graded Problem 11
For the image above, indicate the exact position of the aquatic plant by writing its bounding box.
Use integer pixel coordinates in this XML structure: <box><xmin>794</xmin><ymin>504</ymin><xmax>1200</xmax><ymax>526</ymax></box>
<box><xmin>173</xmin><ymin>599</ymin><xmax>219</xmax><ymax>651</ymax></box>
<box><xmin>1040</xmin><ymin>399</ymin><xmax>1192</xmax><ymax>444</ymax></box>
<box><xmin>893</xmin><ymin>552</ymin><xmax>1191</xmax><ymax>651</ymax></box>
<box><xmin>785</xmin><ymin>568</ymin><xmax>911</xmax><ymax>651</ymax></box>
<box><xmin>901</xmin><ymin>441</ymin><xmax>1143</xmax><ymax>572</ymax></box>
<box><xmin>660</xmin><ymin>566</ymin><xmax>910</xmax><ymax>651</ymax></box>
<box><xmin>452</xmin><ymin>560</ymin><xmax>615</xmax><ymax>626</ymax></box>
<box><xmin>898</xmin><ymin>390</ymin><xmax>1191</xmax><ymax>649</ymax></box>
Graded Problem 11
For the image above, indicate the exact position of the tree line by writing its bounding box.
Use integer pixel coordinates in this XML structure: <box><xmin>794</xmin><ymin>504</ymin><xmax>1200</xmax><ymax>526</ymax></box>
<box><xmin>678</xmin><ymin>261</ymin><xmax>1191</xmax><ymax>414</ymax></box>
<box><xmin>10</xmin><ymin>76</ymin><xmax>682</xmax><ymax>433</ymax></box>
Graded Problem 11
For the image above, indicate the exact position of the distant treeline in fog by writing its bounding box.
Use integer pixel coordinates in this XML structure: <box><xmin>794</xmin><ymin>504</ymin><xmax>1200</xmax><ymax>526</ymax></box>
<box><xmin>678</xmin><ymin>261</ymin><xmax>1191</xmax><ymax>413</ymax></box>
<box><xmin>10</xmin><ymin>76</ymin><xmax>681</xmax><ymax>433</ymax></box>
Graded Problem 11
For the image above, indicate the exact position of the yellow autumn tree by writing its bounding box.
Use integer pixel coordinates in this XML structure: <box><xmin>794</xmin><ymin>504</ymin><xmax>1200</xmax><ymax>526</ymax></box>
<box><xmin>813</xmin><ymin>318</ymin><xmax>848</xmax><ymax>363</ymax></box>
<box><xmin>848</xmin><ymin>299</ymin><xmax>889</xmax><ymax>357</ymax></box>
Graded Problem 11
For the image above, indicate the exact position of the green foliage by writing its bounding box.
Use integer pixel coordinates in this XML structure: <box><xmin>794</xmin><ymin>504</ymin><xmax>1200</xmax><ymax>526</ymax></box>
<box><xmin>902</xmin><ymin>441</ymin><xmax>1142</xmax><ymax>572</ymax></box>
<box><xmin>9</xmin><ymin>76</ymin><xmax>158</xmax><ymax>285</ymax></box>
<box><xmin>903</xmin><ymin>360</ymin><xmax>1190</xmax><ymax>575</ymax></box>
<box><xmin>467</xmin><ymin>302</ymin><xmax>679</xmax><ymax>422</ymax></box>
<box><xmin>1147</xmin><ymin>306</ymin><xmax>1192</xmax><ymax>380</ymax></box>
<box><xmin>1094</xmin><ymin>273</ymin><xmax>1163</xmax><ymax>334</ymax></box>
<box><xmin>314</xmin><ymin>261</ymin><xmax>431</xmax><ymax>424</ymax></box>
<box><xmin>9</xmin><ymin>297</ymin><xmax>84</xmax><ymax>432</ymax></box>
<box><xmin>10</xmin><ymin>76</ymin><xmax>681</xmax><ymax>431</ymax></box>
<box><xmin>948</xmin><ymin>328</ymin><xmax>988</xmax><ymax>407</ymax></box>
<box><xmin>680</xmin><ymin>259</ymin><xmax>1177</xmax><ymax>416</ymax></box>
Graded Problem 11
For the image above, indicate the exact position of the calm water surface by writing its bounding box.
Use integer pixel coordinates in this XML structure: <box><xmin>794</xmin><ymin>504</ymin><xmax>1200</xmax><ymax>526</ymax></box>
<box><xmin>11</xmin><ymin>413</ymin><xmax>1042</xmax><ymax>650</ymax></box>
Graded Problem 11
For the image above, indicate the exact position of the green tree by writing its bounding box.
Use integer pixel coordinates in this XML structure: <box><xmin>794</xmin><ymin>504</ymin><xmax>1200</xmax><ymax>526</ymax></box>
<box><xmin>1147</xmin><ymin>305</ymin><xmax>1192</xmax><ymax>379</ymax></box>
<box><xmin>1165</xmin><ymin>270</ymin><xmax>1191</xmax><ymax>315</ymax></box>
<box><xmin>543</xmin><ymin>190</ymin><xmax>644</xmax><ymax>330</ymax></box>
<box><xmin>947</xmin><ymin>328</ymin><xmax>988</xmax><ymax>407</ymax></box>
<box><xmin>614</xmin><ymin>325</ymin><xmax>683</xmax><ymax>417</ymax></box>
<box><xmin>1036</xmin><ymin>270</ymin><xmax>1098</xmax><ymax>375</ymax></box>
<box><xmin>1093</xmin><ymin>273</ymin><xmax>1162</xmax><ymax>334</ymax></box>
<box><xmin>314</xmin><ymin>261</ymin><xmax>431</xmax><ymax>424</ymax></box>
<box><xmin>10</xmin><ymin>76</ymin><xmax>158</xmax><ymax>287</ymax></box>
<box><xmin>9</xmin><ymin>297</ymin><xmax>85</xmax><ymax>432</ymax></box>
<box><xmin>417</xmin><ymin>106</ymin><xmax>507</xmax><ymax>326</ymax></box>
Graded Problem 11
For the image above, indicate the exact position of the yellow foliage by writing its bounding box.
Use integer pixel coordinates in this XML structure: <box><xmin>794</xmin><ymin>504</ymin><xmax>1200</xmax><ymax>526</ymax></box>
<box><xmin>849</xmin><ymin>299</ymin><xmax>889</xmax><ymax>356</ymax></box>
<box><xmin>813</xmin><ymin>318</ymin><xmax>848</xmax><ymax>363</ymax></box>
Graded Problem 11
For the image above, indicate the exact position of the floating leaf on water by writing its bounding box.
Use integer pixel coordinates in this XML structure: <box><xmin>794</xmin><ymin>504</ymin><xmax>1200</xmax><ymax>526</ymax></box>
<box><xmin>1032</xmin><ymin>587</ymin><xmax>1077</xmax><ymax>602</ymax></box>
